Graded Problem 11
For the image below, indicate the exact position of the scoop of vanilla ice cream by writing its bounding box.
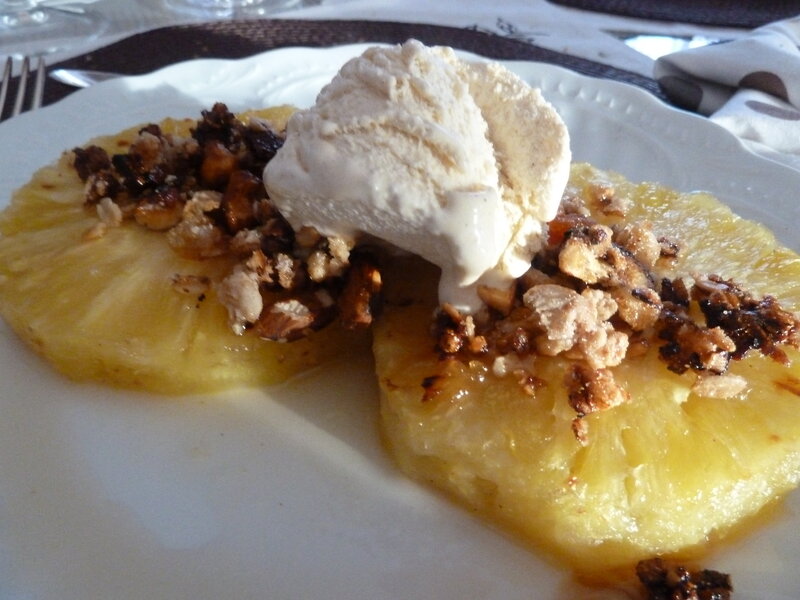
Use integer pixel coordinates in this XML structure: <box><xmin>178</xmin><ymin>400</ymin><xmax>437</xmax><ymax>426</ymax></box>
<box><xmin>264</xmin><ymin>39</ymin><xmax>571</xmax><ymax>312</ymax></box>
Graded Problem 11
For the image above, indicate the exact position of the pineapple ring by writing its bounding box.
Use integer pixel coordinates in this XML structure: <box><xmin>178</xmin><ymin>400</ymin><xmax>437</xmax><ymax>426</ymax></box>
<box><xmin>0</xmin><ymin>109</ymin><xmax>369</xmax><ymax>394</ymax></box>
<box><xmin>375</xmin><ymin>163</ymin><xmax>800</xmax><ymax>577</ymax></box>
<box><xmin>3</xmin><ymin>106</ymin><xmax>800</xmax><ymax>582</ymax></box>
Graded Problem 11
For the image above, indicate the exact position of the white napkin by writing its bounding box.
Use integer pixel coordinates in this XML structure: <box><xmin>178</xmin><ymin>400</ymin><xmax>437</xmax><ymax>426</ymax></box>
<box><xmin>654</xmin><ymin>17</ymin><xmax>800</xmax><ymax>169</ymax></box>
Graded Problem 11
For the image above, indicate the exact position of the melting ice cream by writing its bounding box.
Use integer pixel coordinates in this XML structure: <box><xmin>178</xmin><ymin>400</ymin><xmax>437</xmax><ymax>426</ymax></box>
<box><xmin>264</xmin><ymin>39</ymin><xmax>571</xmax><ymax>311</ymax></box>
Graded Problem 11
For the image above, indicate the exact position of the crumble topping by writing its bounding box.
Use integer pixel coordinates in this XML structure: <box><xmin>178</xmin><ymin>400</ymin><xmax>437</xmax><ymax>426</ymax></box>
<box><xmin>72</xmin><ymin>103</ymin><xmax>377</xmax><ymax>340</ymax></box>
<box><xmin>216</xmin><ymin>265</ymin><xmax>263</xmax><ymax>335</ymax></box>
<box><xmin>434</xmin><ymin>180</ymin><xmax>800</xmax><ymax>441</ymax></box>
<box><xmin>70</xmin><ymin>103</ymin><xmax>800</xmax><ymax>442</ymax></box>
<box><xmin>636</xmin><ymin>557</ymin><xmax>733</xmax><ymax>600</ymax></box>
<box><xmin>96</xmin><ymin>196</ymin><xmax>123</xmax><ymax>228</ymax></box>
<box><xmin>523</xmin><ymin>284</ymin><xmax>628</xmax><ymax>369</ymax></box>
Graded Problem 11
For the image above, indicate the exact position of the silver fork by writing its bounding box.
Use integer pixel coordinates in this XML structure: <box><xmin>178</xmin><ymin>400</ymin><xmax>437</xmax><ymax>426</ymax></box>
<box><xmin>0</xmin><ymin>56</ymin><xmax>46</xmax><ymax>122</ymax></box>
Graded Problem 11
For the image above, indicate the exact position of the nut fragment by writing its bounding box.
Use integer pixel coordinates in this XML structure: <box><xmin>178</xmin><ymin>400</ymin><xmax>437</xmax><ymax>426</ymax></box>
<box><xmin>587</xmin><ymin>180</ymin><xmax>630</xmax><ymax>216</ymax></box>
<box><xmin>558</xmin><ymin>223</ymin><xmax>613</xmax><ymax>284</ymax></box>
<box><xmin>254</xmin><ymin>295</ymin><xmax>335</xmax><ymax>342</ymax></box>
<box><xmin>477</xmin><ymin>283</ymin><xmax>516</xmax><ymax>316</ymax></box>
<box><xmin>523</xmin><ymin>284</ymin><xmax>628</xmax><ymax>369</ymax></box>
<box><xmin>636</xmin><ymin>558</ymin><xmax>732</xmax><ymax>600</ymax></box>
<box><xmin>200</xmin><ymin>140</ymin><xmax>237</xmax><ymax>187</ymax></box>
<box><xmin>566</xmin><ymin>364</ymin><xmax>629</xmax><ymax>416</ymax></box>
<box><xmin>613</xmin><ymin>221</ymin><xmax>661</xmax><ymax>269</ymax></box>
<box><xmin>133</xmin><ymin>187</ymin><xmax>184</xmax><ymax>230</ymax></box>
<box><xmin>692</xmin><ymin>373</ymin><xmax>748</xmax><ymax>398</ymax></box>
<box><xmin>338</xmin><ymin>257</ymin><xmax>383</xmax><ymax>329</ymax></box>
<box><xmin>167</xmin><ymin>191</ymin><xmax>228</xmax><ymax>259</ymax></box>
<box><xmin>612</xmin><ymin>287</ymin><xmax>662</xmax><ymax>331</ymax></box>
<box><xmin>693</xmin><ymin>274</ymin><xmax>800</xmax><ymax>363</ymax></box>
<box><xmin>96</xmin><ymin>197</ymin><xmax>123</xmax><ymax>227</ymax></box>
<box><xmin>72</xmin><ymin>145</ymin><xmax>111</xmax><ymax>180</ymax></box>
<box><xmin>222</xmin><ymin>170</ymin><xmax>263</xmax><ymax>232</ymax></box>
<box><xmin>216</xmin><ymin>266</ymin><xmax>263</xmax><ymax>335</ymax></box>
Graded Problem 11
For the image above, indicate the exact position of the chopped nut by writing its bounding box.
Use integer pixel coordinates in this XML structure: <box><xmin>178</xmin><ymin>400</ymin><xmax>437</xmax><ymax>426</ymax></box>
<box><xmin>435</xmin><ymin>303</ymin><xmax>492</xmax><ymax>356</ymax></box>
<box><xmin>245</xmin><ymin>249</ymin><xmax>269</xmax><ymax>276</ymax></box>
<box><xmin>468</xmin><ymin>334</ymin><xmax>489</xmax><ymax>354</ymax></box>
<box><xmin>72</xmin><ymin>145</ymin><xmax>111</xmax><ymax>180</ymax></box>
<box><xmin>558</xmin><ymin>223</ymin><xmax>613</xmax><ymax>284</ymax></box>
<box><xmin>216</xmin><ymin>266</ymin><xmax>263</xmax><ymax>335</ymax></box>
<box><xmin>658</xmin><ymin>235</ymin><xmax>680</xmax><ymax>259</ymax></box>
<box><xmin>338</xmin><ymin>257</ymin><xmax>383</xmax><ymax>329</ymax></box>
<box><xmin>167</xmin><ymin>219</ymin><xmax>228</xmax><ymax>259</ymax></box>
<box><xmin>96</xmin><ymin>197</ymin><xmax>123</xmax><ymax>227</ymax></box>
<box><xmin>83</xmin><ymin>171</ymin><xmax>122</xmax><ymax>205</ymax></box>
<box><xmin>566</xmin><ymin>364</ymin><xmax>629</xmax><ymax>416</ymax></box>
<box><xmin>254</xmin><ymin>295</ymin><xmax>335</xmax><ymax>342</ymax></box>
<box><xmin>557</xmin><ymin>189</ymin><xmax>590</xmax><ymax>216</ymax></box>
<box><xmin>612</xmin><ymin>287</ymin><xmax>662</xmax><ymax>332</ymax></box>
<box><xmin>604</xmin><ymin>245</ymin><xmax>655</xmax><ymax>289</ymax></box>
<box><xmin>692</xmin><ymin>274</ymin><xmax>800</xmax><ymax>363</ymax></box>
<box><xmin>306</xmin><ymin>250</ymin><xmax>329</xmax><ymax>282</ymax></box>
<box><xmin>222</xmin><ymin>170</ymin><xmax>263</xmax><ymax>232</ymax></box>
<box><xmin>274</xmin><ymin>252</ymin><xmax>301</xmax><ymax>289</ymax></box>
<box><xmin>636</xmin><ymin>558</ymin><xmax>732</xmax><ymax>600</ymax></box>
<box><xmin>229</xmin><ymin>228</ymin><xmax>263</xmax><ymax>255</ymax></box>
<box><xmin>133</xmin><ymin>187</ymin><xmax>184</xmax><ymax>230</ymax></box>
<box><xmin>167</xmin><ymin>190</ymin><xmax>228</xmax><ymax>258</ymax></box>
<box><xmin>184</xmin><ymin>190</ymin><xmax>222</xmax><ymax>217</ymax></box>
<box><xmin>492</xmin><ymin>353</ymin><xmax>533</xmax><ymax>378</ymax></box>
<box><xmin>692</xmin><ymin>373</ymin><xmax>748</xmax><ymax>398</ymax></box>
<box><xmin>294</xmin><ymin>226</ymin><xmax>322</xmax><ymax>248</ymax></box>
<box><xmin>200</xmin><ymin>140</ymin><xmax>238</xmax><ymax>187</ymax></box>
<box><xmin>588</xmin><ymin>181</ymin><xmax>630</xmax><ymax>216</ymax></box>
<box><xmin>658</xmin><ymin>310</ymin><xmax>735</xmax><ymax>375</ymax></box>
<box><xmin>82</xmin><ymin>221</ymin><xmax>108</xmax><ymax>241</ymax></box>
<box><xmin>613</xmin><ymin>221</ymin><xmax>661</xmax><ymax>269</ymax></box>
<box><xmin>571</xmin><ymin>417</ymin><xmax>589</xmax><ymax>446</ymax></box>
<box><xmin>258</xmin><ymin>217</ymin><xmax>294</xmax><ymax>254</ymax></box>
<box><xmin>477</xmin><ymin>283</ymin><xmax>516</xmax><ymax>316</ymax></box>
<box><xmin>130</xmin><ymin>130</ymin><xmax>165</xmax><ymax>171</ymax></box>
<box><xmin>327</xmin><ymin>236</ymin><xmax>352</xmax><ymax>265</ymax></box>
<box><xmin>523</xmin><ymin>284</ymin><xmax>628</xmax><ymax>369</ymax></box>
<box><xmin>660</xmin><ymin>277</ymin><xmax>690</xmax><ymax>307</ymax></box>
<box><xmin>518</xmin><ymin>267</ymin><xmax>555</xmax><ymax>290</ymax></box>
<box><xmin>493</xmin><ymin>324</ymin><xmax>532</xmax><ymax>356</ymax></box>
<box><xmin>255</xmin><ymin>298</ymin><xmax>314</xmax><ymax>341</ymax></box>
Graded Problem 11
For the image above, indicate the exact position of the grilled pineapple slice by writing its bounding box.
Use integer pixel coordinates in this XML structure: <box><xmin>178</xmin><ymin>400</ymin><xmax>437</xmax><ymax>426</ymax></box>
<box><xmin>375</xmin><ymin>163</ymin><xmax>800</xmax><ymax>576</ymax></box>
<box><xmin>0</xmin><ymin>108</ymin><xmax>368</xmax><ymax>393</ymax></box>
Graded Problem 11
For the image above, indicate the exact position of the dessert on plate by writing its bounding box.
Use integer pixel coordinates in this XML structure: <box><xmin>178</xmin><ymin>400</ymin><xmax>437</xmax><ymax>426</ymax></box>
<box><xmin>0</xmin><ymin>106</ymin><xmax>371</xmax><ymax>393</ymax></box>
<box><xmin>1</xmin><ymin>39</ymin><xmax>798</xmax><ymax>589</ymax></box>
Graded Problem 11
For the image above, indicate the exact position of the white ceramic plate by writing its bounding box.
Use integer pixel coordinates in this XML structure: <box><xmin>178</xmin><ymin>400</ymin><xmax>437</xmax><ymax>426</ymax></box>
<box><xmin>0</xmin><ymin>45</ymin><xmax>798</xmax><ymax>600</ymax></box>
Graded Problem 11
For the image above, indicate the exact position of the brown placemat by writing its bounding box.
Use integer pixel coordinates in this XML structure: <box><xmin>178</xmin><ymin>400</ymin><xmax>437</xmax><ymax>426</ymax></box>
<box><xmin>38</xmin><ymin>19</ymin><xmax>663</xmax><ymax>106</ymax></box>
<box><xmin>546</xmin><ymin>0</ymin><xmax>800</xmax><ymax>28</ymax></box>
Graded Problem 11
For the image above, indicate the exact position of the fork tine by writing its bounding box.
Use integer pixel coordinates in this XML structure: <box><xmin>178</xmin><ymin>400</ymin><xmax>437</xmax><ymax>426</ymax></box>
<box><xmin>12</xmin><ymin>56</ymin><xmax>30</xmax><ymax>117</ymax></box>
<box><xmin>0</xmin><ymin>57</ymin><xmax>11</xmax><ymax>120</ymax></box>
<box><xmin>31</xmin><ymin>57</ymin><xmax>45</xmax><ymax>111</ymax></box>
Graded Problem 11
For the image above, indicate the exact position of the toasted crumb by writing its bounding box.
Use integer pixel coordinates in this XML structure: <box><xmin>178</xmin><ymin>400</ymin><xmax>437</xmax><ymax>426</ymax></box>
<box><xmin>636</xmin><ymin>558</ymin><xmax>732</xmax><ymax>600</ymax></box>
<box><xmin>693</xmin><ymin>373</ymin><xmax>748</xmax><ymax>399</ymax></box>
<box><xmin>216</xmin><ymin>266</ymin><xmax>263</xmax><ymax>335</ymax></box>
<box><xmin>96</xmin><ymin>197</ymin><xmax>123</xmax><ymax>227</ymax></box>
<box><xmin>82</xmin><ymin>221</ymin><xmax>108</xmax><ymax>241</ymax></box>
